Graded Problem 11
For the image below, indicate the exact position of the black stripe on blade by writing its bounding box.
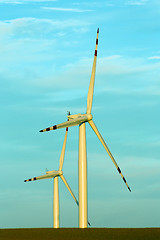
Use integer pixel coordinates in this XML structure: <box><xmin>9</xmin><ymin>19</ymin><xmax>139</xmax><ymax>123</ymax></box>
<box><xmin>123</xmin><ymin>177</ymin><xmax>126</xmax><ymax>183</ymax></box>
<box><xmin>34</xmin><ymin>177</ymin><xmax>36</xmax><ymax>181</ymax></box>
<box><xmin>29</xmin><ymin>179</ymin><xmax>31</xmax><ymax>181</ymax></box>
<box><xmin>117</xmin><ymin>167</ymin><xmax>121</xmax><ymax>174</ymax></box>
<box><xmin>96</xmin><ymin>38</ymin><xmax>98</xmax><ymax>45</ymax></box>
<box><xmin>53</xmin><ymin>125</ymin><xmax>57</xmax><ymax>130</ymax></box>
<box><xmin>95</xmin><ymin>50</ymin><xmax>97</xmax><ymax>56</ymax></box>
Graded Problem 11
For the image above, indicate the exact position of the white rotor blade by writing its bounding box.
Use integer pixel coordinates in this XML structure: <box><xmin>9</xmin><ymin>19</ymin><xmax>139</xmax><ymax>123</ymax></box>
<box><xmin>60</xmin><ymin>175</ymin><xmax>79</xmax><ymax>206</ymax></box>
<box><xmin>39</xmin><ymin>116</ymin><xmax>88</xmax><ymax>133</ymax></box>
<box><xmin>86</xmin><ymin>28</ymin><xmax>99</xmax><ymax>114</ymax></box>
<box><xmin>24</xmin><ymin>171</ymin><xmax>60</xmax><ymax>182</ymax></box>
<box><xmin>59</xmin><ymin>129</ymin><xmax>68</xmax><ymax>171</ymax></box>
<box><xmin>88</xmin><ymin>120</ymin><xmax>131</xmax><ymax>192</ymax></box>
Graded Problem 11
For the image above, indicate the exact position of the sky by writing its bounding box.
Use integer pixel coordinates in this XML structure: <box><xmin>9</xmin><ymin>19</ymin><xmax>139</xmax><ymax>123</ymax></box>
<box><xmin>0</xmin><ymin>0</ymin><xmax>160</xmax><ymax>229</ymax></box>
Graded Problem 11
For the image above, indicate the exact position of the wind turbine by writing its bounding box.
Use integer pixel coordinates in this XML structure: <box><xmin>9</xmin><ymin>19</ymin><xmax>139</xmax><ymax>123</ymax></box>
<box><xmin>39</xmin><ymin>28</ymin><xmax>131</xmax><ymax>228</ymax></box>
<box><xmin>24</xmin><ymin>126</ymin><xmax>78</xmax><ymax>228</ymax></box>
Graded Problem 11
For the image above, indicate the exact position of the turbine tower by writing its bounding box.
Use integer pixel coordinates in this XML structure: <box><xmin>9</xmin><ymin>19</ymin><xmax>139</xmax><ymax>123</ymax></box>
<box><xmin>39</xmin><ymin>28</ymin><xmax>131</xmax><ymax>228</ymax></box>
<box><xmin>24</xmin><ymin>127</ymin><xmax>78</xmax><ymax>228</ymax></box>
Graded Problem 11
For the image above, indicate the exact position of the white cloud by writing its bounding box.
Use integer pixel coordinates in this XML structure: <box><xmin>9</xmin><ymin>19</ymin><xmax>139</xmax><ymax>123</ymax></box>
<box><xmin>0</xmin><ymin>17</ymin><xmax>160</xmax><ymax>100</ymax></box>
<box><xmin>73</xmin><ymin>1</ymin><xmax>114</xmax><ymax>7</ymax></box>
<box><xmin>0</xmin><ymin>0</ymin><xmax>22</xmax><ymax>4</ymax></box>
<box><xmin>0</xmin><ymin>17</ymin><xmax>91</xmax><ymax>39</ymax></box>
<box><xmin>42</xmin><ymin>7</ymin><xmax>92</xmax><ymax>12</ymax></box>
<box><xmin>29</xmin><ymin>54</ymin><xmax>160</xmax><ymax>95</ymax></box>
<box><xmin>97</xmin><ymin>56</ymin><xmax>160</xmax><ymax>76</ymax></box>
<box><xmin>28</xmin><ymin>0</ymin><xmax>57</xmax><ymax>1</ymax></box>
<box><xmin>148</xmin><ymin>56</ymin><xmax>160</xmax><ymax>60</ymax></box>
<box><xmin>0</xmin><ymin>0</ymin><xmax>57</xmax><ymax>3</ymax></box>
<box><xmin>126</xmin><ymin>0</ymin><xmax>148</xmax><ymax>6</ymax></box>
<box><xmin>0</xmin><ymin>17</ymin><xmax>92</xmax><ymax>96</ymax></box>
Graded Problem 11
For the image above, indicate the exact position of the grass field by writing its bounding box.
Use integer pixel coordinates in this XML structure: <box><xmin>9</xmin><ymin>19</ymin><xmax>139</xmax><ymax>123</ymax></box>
<box><xmin>0</xmin><ymin>228</ymin><xmax>160</xmax><ymax>240</ymax></box>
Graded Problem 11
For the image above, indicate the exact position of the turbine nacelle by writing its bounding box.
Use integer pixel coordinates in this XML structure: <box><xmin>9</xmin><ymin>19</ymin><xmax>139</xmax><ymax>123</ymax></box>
<box><xmin>46</xmin><ymin>170</ymin><xmax>63</xmax><ymax>177</ymax></box>
<box><xmin>68</xmin><ymin>113</ymin><xmax>93</xmax><ymax>122</ymax></box>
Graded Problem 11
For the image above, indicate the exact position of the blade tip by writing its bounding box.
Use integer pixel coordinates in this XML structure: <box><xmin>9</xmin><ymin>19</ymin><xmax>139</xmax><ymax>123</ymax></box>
<box><xmin>128</xmin><ymin>187</ymin><xmax>131</xmax><ymax>192</ymax></box>
<box><xmin>39</xmin><ymin>125</ymin><xmax>57</xmax><ymax>132</ymax></box>
<box><xmin>24</xmin><ymin>180</ymin><xmax>26</xmax><ymax>182</ymax></box>
<box><xmin>97</xmin><ymin>28</ymin><xmax>99</xmax><ymax>33</ymax></box>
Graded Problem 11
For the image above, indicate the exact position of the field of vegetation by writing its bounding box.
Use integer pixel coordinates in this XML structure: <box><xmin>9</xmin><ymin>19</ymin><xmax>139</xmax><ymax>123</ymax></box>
<box><xmin>0</xmin><ymin>228</ymin><xmax>160</xmax><ymax>240</ymax></box>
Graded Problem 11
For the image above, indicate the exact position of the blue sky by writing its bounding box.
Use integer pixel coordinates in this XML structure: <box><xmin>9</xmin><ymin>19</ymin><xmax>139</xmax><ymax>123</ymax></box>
<box><xmin>0</xmin><ymin>0</ymin><xmax>160</xmax><ymax>228</ymax></box>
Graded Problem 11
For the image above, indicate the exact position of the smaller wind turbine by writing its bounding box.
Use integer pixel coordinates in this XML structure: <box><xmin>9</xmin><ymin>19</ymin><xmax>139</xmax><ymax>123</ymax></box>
<box><xmin>24</xmin><ymin>127</ymin><xmax>78</xmax><ymax>228</ymax></box>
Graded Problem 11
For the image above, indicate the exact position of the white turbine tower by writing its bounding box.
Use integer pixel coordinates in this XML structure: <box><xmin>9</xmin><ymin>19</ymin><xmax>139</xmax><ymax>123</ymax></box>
<box><xmin>39</xmin><ymin>28</ymin><xmax>131</xmax><ymax>228</ymax></box>
<box><xmin>24</xmin><ymin>127</ymin><xmax>78</xmax><ymax>228</ymax></box>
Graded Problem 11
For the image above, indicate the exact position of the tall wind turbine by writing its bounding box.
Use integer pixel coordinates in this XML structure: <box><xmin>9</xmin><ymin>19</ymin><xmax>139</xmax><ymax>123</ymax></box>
<box><xmin>39</xmin><ymin>28</ymin><xmax>131</xmax><ymax>228</ymax></box>
<box><xmin>24</xmin><ymin>127</ymin><xmax>78</xmax><ymax>228</ymax></box>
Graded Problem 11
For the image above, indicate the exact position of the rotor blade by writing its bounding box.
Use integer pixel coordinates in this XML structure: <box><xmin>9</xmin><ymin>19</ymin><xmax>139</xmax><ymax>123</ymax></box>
<box><xmin>24</xmin><ymin>177</ymin><xmax>37</xmax><ymax>182</ymax></box>
<box><xmin>60</xmin><ymin>175</ymin><xmax>79</xmax><ymax>206</ymax></box>
<box><xmin>86</xmin><ymin>28</ymin><xmax>99</xmax><ymax>114</ymax></box>
<box><xmin>24</xmin><ymin>171</ymin><xmax>59</xmax><ymax>182</ymax></box>
<box><xmin>88</xmin><ymin>120</ymin><xmax>131</xmax><ymax>192</ymax></box>
<box><xmin>39</xmin><ymin>116</ymin><xmax>87</xmax><ymax>132</ymax></box>
<box><xmin>59</xmin><ymin>128</ymin><xmax>68</xmax><ymax>171</ymax></box>
<box><xmin>39</xmin><ymin>120</ymin><xmax>72</xmax><ymax>132</ymax></box>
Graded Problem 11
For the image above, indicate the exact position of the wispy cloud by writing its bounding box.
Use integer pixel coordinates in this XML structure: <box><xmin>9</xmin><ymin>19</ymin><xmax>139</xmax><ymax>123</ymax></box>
<box><xmin>0</xmin><ymin>0</ymin><xmax>57</xmax><ymax>3</ymax></box>
<box><xmin>28</xmin><ymin>0</ymin><xmax>57</xmax><ymax>1</ymax></box>
<box><xmin>42</xmin><ymin>7</ymin><xmax>92</xmax><ymax>13</ymax></box>
<box><xmin>0</xmin><ymin>17</ymin><xmax>91</xmax><ymax>39</ymax></box>
<box><xmin>0</xmin><ymin>17</ymin><xmax>92</xmax><ymax>98</ymax></box>
<box><xmin>73</xmin><ymin>1</ymin><xmax>114</xmax><ymax>7</ymax></box>
<box><xmin>97</xmin><ymin>56</ymin><xmax>159</xmax><ymax>76</ymax></box>
<box><xmin>0</xmin><ymin>0</ymin><xmax>22</xmax><ymax>4</ymax></box>
<box><xmin>126</xmin><ymin>0</ymin><xmax>148</xmax><ymax>6</ymax></box>
<box><xmin>148</xmin><ymin>56</ymin><xmax>160</xmax><ymax>60</ymax></box>
<box><xmin>0</xmin><ymin>17</ymin><xmax>159</xmax><ymax>101</ymax></box>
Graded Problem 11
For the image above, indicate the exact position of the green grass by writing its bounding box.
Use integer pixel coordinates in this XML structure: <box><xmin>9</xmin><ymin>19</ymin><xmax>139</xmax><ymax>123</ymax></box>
<box><xmin>0</xmin><ymin>228</ymin><xmax>160</xmax><ymax>240</ymax></box>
